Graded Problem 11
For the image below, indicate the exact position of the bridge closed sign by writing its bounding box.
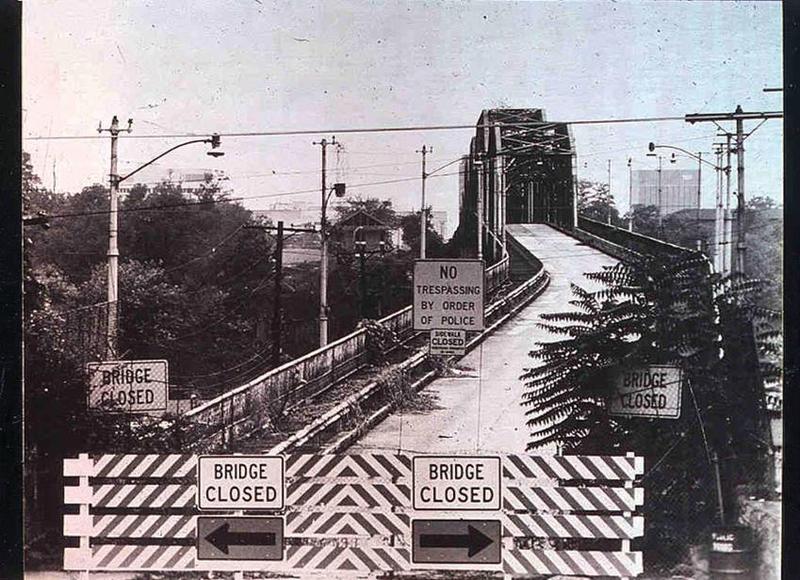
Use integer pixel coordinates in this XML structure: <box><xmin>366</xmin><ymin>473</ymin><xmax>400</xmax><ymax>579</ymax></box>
<box><xmin>414</xmin><ymin>260</ymin><xmax>484</xmax><ymax>331</ymax></box>
<box><xmin>413</xmin><ymin>456</ymin><xmax>501</xmax><ymax>510</ymax></box>
<box><xmin>609</xmin><ymin>365</ymin><xmax>682</xmax><ymax>419</ymax></box>
<box><xmin>198</xmin><ymin>455</ymin><xmax>284</xmax><ymax>511</ymax></box>
<box><xmin>87</xmin><ymin>359</ymin><xmax>168</xmax><ymax>413</ymax></box>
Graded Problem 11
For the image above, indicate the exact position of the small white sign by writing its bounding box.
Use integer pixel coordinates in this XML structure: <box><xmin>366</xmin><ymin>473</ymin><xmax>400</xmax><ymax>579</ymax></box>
<box><xmin>429</xmin><ymin>329</ymin><xmax>467</xmax><ymax>356</ymax></box>
<box><xmin>414</xmin><ymin>260</ymin><xmax>484</xmax><ymax>331</ymax></box>
<box><xmin>198</xmin><ymin>456</ymin><xmax>284</xmax><ymax>511</ymax></box>
<box><xmin>609</xmin><ymin>365</ymin><xmax>683</xmax><ymax>419</ymax></box>
<box><xmin>87</xmin><ymin>359</ymin><xmax>168</xmax><ymax>413</ymax></box>
<box><xmin>413</xmin><ymin>456</ymin><xmax>501</xmax><ymax>511</ymax></box>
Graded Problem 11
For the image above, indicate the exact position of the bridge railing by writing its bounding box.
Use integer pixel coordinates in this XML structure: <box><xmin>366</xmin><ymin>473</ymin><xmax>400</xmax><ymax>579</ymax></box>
<box><xmin>577</xmin><ymin>216</ymin><xmax>693</xmax><ymax>261</ymax></box>
<box><xmin>183</xmin><ymin>259</ymin><xmax>511</xmax><ymax>449</ymax></box>
<box><xmin>485</xmin><ymin>254</ymin><xmax>510</xmax><ymax>294</ymax></box>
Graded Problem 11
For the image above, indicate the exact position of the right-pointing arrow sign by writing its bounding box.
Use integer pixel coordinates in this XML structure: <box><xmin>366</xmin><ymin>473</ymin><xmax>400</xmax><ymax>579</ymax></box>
<box><xmin>413</xmin><ymin>520</ymin><xmax>501</xmax><ymax>564</ymax></box>
<box><xmin>419</xmin><ymin>524</ymin><xmax>493</xmax><ymax>557</ymax></box>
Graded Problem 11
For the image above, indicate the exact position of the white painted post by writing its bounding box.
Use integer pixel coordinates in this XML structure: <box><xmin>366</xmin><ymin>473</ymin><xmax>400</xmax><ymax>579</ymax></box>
<box><xmin>79</xmin><ymin>452</ymin><xmax>91</xmax><ymax>580</ymax></box>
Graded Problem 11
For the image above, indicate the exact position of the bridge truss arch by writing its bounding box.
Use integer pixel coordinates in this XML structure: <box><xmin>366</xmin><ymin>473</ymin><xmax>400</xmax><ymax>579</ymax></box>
<box><xmin>454</xmin><ymin>108</ymin><xmax>577</xmax><ymax>264</ymax></box>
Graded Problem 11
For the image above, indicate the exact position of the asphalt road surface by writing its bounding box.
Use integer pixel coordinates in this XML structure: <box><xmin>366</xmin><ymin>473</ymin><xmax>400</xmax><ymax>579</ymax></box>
<box><xmin>349</xmin><ymin>223</ymin><xmax>618</xmax><ymax>456</ymax></box>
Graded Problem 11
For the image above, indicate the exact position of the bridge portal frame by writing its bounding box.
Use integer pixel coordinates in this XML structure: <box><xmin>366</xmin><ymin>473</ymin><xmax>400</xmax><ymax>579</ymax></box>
<box><xmin>458</xmin><ymin>108</ymin><xmax>577</xmax><ymax>265</ymax></box>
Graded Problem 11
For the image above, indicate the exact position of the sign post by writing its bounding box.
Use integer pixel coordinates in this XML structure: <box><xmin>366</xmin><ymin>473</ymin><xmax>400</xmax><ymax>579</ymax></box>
<box><xmin>413</xmin><ymin>259</ymin><xmax>484</xmax><ymax>332</ymax></box>
<box><xmin>609</xmin><ymin>365</ymin><xmax>683</xmax><ymax>419</ymax></box>
<box><xmin>87</xmin><ymin>359</ymin><xmax>168</xmax><ymax>414</ymax></box>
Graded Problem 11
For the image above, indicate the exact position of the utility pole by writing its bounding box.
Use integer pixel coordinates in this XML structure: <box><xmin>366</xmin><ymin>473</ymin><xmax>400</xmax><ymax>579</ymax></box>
<box><xmin>476</xmin><ymin>158</ymin><xmax>484</xmax><ymax>262</ymax></box>
<box><xmin>97</xmin><ymin>116</ymin><xmax>132</xmax><ymax>358</ymax></box>
<box><xmin>358</xmin><ymin>243</ymin><xmax>367</xmax><ymax>319</ymax></box>
<box><xmin>627</xmin><ymin>158</ymin><xmax>633</xmax><ymax>232</ymax></box>
<box><xmin>607</xmin><ymin>159</ymin><xmax>612</xmax><ymax>225</ymax></box>
<box><xmin>657</xmin><ymin>155</ymin><xmax>663</xmax><ymax>235</ymax></box>
<box><xmin>245</xmin><ymin>222</ymin><xmax>317</xmax><ymax>365</ymax></box>
<box><xmin>696</xmin><ymin>152</ymin><xmax>702</xmax><ymax>249</ymax></box>
<box><xmin>685</xmin><ymin>106</ymin><xmax>782</xmax><ymax>274</ymax></box>
<box><xmin>313</xmin><ymin>136</ymin><xmax>337</xmax><ymax>347</ymax></box>
<box><xmin>735</xmin><ymin>107</ymin><xmax>746</xmax><ymax>274</ymax></box>
<box><xmin>417</xmin><ymin>145</ymin><xmax>432</xmax><ymax>258</ymax></box>
<box><xmin>713</xmin><ymin>144</ymin><xmax>725</xmax><ymax>272</ymax></box>
<box><xmin>724</xmin><ymin>132</ymin><xmax>732</xmax><ymax>274</ymax></box>
<box><xmin>272</xmin><ymin>221</ymin><xmax>284</xmax><ymax>367</ymax></box>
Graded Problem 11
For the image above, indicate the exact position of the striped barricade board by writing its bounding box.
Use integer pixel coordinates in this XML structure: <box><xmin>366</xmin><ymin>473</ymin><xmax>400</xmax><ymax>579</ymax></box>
<box><xmin>64</xmin><ymin>452</ymin><xmax>644</xmax><ymax>576</ymax></box>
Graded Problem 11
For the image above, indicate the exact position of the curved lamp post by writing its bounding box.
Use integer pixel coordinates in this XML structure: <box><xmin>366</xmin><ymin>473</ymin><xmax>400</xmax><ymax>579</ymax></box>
<box><xmin>105</xmin><ymin>133</ymin><xmax>223</xmax><ymax>357</ymax></box>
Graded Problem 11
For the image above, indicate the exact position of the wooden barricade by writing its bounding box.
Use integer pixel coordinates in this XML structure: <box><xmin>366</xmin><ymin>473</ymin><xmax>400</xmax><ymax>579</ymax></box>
<box><xmin>64</xmin><ymin>452</ymin><xmax>644</xmax><ymax>576</ymax></box>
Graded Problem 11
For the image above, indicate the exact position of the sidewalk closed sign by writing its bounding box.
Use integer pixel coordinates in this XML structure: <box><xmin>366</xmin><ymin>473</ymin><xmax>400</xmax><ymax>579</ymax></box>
<box><xmin>609</xmin><ymin>365</ymin><xmax>682</xmax><ymax>419</ymax></box>
<box><xmin>430</xmin><ymin>329</ymin><xmax>467</xmax><ymax>356</ymax></box>
<box><xmin>414</xmin><ymin>260</ymin><xmax>484</xmax><ymax>331</ymax></box>
<box><xmin>87</xmin><ymin>359</ymin><xmax>168</xmax><ymax>413</ymax></box>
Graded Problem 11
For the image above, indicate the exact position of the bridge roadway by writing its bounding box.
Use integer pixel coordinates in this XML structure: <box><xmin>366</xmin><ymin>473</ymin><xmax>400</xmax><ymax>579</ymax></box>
<box><xmin>349</xmin><ymin>223</ymin><xmax>618</xmax><ymax>455</ymax></box>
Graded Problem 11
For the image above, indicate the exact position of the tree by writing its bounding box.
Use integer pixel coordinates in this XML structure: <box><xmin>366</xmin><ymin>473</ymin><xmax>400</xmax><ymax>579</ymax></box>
<box><xmin>577</xmin><ymin>179</ymin><xmax>622</xmax><ymax>225</ymax></box>
<box><xmin>744</xmin><ymin>197</ymin><xmax>782</xmax><ymax>312</ymax></box>
<box><xmin>521</xmin><ymin>254</ymin><xmax>778</xmax><ymax>566</ymax></box>
<box><xmin>400</xmin><ymin>208</ymin><xmax>446</xmax><ymax>257</ymax></box>
<box><xmin>629</xmin><ymin>205</ymin><xmax>662</xmax><ymax>238</ymax></box>
<box><xmin>332</xmin><ymin>196</ymin><xmax>398</xmax><ymax>226</ymax></box>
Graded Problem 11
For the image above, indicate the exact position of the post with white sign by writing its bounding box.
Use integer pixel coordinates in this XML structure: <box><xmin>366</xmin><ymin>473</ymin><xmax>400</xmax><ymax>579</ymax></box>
<box><xmin>197</xmin><ymin>455</ymin><xmax>284</xmax><ymax>511</ymax></box>
<box><xmin>87</xmin><ymin>359</ymin><xmax>168</xmax><ymax>414</ymax></box>
<box><xmin>414</xmin><ymin>260</ymin><xmax>484</xmax><ymax>331</ymax></box>
<box><xmin>609</xmin><ymin>365</ymin><xmax>683</xmax><ymax>419</ymax></box>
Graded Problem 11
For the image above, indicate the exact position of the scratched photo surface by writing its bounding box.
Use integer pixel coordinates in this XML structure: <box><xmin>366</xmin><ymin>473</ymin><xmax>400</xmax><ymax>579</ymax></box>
<box><xmin>22</xmin><ymin>2</ymin><xmax>782</xmax><ymax>579</ymax></box>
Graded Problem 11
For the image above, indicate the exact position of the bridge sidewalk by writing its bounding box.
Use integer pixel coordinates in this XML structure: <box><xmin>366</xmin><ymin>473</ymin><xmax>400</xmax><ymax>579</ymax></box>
<box><xmin>349</xmin><ymin>224</ymin><xmax>618</xmax><ymax>456</ymax></box>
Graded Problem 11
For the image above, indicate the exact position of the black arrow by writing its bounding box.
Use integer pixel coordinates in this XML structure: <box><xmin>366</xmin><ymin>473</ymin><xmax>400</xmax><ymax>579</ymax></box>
<box><xmin>419</xmin><ymin>525</ymin><xmax>493</xmax><ymax>557</ymax></box>
<box><xmin>205</xmin><ymin>523</ymin><xmax>277</xmax><ymax>555</ymax></box>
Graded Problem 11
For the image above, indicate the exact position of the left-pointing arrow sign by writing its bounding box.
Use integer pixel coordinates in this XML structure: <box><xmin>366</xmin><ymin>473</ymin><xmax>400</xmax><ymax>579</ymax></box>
<box><xmin>206</xmin><ymin>522</ymin><xmax>277</xmax><ymax>554</ymax></box>
<box><xmin>197</xmin><ymin>517</ymin><xmax>283</xmax><ymax>561</ymax></box>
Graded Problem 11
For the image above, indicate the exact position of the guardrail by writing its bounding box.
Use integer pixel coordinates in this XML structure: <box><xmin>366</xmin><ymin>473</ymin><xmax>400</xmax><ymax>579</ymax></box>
<box><xmin>184</xmin><ymin>258</ymin><xmax>511</xmax><ymax>449</ymax></box>
<box><xmin>271</xmin><ymin>263</ymin><xmax>550</xmax><ymax>455</ymax></box>
<box><xmin>485</xmin><ymin>254</ymin><xmax>510</xmax><ymax>294</ymax></box>
<box><xmin>577</xmin><ymin>216</ymin><xmax>693</xmax><ymax>261</ymax></box>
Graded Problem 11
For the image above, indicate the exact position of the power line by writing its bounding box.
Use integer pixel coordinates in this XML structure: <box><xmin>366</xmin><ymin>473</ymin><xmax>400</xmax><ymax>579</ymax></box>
<box><xmin>41</xmin><ymin>171</ymin><xmax>463</xmax><ymax>221</ymax></box>
<box><xmin>23</xmin><ymin>115</ymin><xmax>694</xmax><ymax>142</ymax></box>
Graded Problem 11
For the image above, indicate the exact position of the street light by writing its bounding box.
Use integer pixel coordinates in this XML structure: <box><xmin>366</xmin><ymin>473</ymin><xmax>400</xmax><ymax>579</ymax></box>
<box><xmin>104</xmin><ymin>131</ymin><xmax>224</xmax><ymax>357</ymax></box>
<box><xmin>649</xmin><ymin>143</ymin><xmax>726</xmax><ymax>252</ymax></box>
<box><xmin>645</xmin><ymin>152</ymin><xmax>664</xmax><ymax>233</ymax></box>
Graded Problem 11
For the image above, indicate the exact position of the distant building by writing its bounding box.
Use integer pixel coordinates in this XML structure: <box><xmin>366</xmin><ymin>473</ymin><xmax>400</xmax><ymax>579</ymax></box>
<box><xmin>632</xmin><ymin>169</ymin><xmax>699</xmax><ymax>215</ymax></box>
<box><xmin>252</xmin><ymin>201</ymin><xmax>320</xmax><ymax>227</ymax></box>
<box><xmin>331</xmin><ymin>209</ymin><xmax>395</xmax><ymax>253</ymax></box>
<box><xmin>118</xmin><ymin>167</ymin><xmax>227</xmax><ymax>194</ymax></box>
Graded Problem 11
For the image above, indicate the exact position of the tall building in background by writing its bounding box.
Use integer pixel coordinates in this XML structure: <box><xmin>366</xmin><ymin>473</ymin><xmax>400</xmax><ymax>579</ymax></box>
<box><xmin>118</xmin><ymin>167</ymin><xmax>228</xmax><ymax>195</ymax></box>
<box><xmin>632</xmin><ymin>169</ymin><xmax>699</xmax><ymax>215</ymax></box>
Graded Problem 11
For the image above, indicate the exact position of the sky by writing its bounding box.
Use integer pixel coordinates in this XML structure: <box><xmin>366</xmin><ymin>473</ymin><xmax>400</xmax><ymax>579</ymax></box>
<box><xmin>23</xmin><ymin>0</ymin><xmax>783</xmax><ymax>230</ymax></box>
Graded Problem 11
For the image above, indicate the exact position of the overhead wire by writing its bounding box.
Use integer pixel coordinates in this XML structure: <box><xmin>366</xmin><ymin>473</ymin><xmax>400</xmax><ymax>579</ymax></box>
<box><xmin>23</xmin><ymin>115</ymin><xmax>696</xmax><ymax>142</ymax></box>
<box><xmin>41</xmin><ymin>171</ymin><xmax>464</xmax><ymax>221</ymax></box>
